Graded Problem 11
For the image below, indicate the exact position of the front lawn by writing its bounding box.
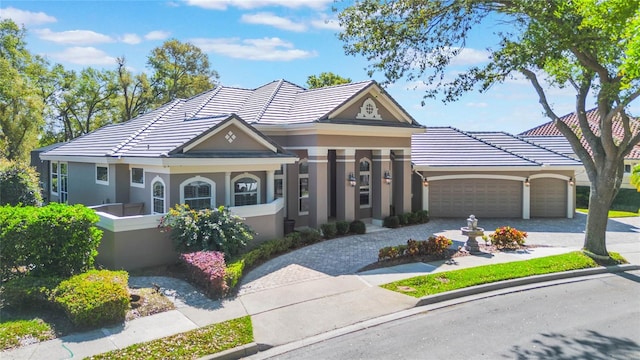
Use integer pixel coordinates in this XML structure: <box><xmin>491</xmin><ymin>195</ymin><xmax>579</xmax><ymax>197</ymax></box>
<box><xmin>577</xmin><ymin>208</ymin><xmax>639</xmax><ymax>218</ymax></box>
<box><xmin>383</xmin><ymin>251</ymin><xmax>626</xmax><ymax>298</ymax></box>
<box><xmin>86</xmin><ymin>316</ymin><xmax>253</xmax><ymax>360</ymax></box>
<box><xmin>0</xmin><ymin>318</ymin><xmax>55</xmax><ymax>350</ymax></box>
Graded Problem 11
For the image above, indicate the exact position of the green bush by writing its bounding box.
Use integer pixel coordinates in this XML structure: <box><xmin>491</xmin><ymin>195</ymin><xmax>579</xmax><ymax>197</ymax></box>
<box><xmin>378</xmin><ymin>246</ymin><xmax>400</xmax><ymax>261</ymax></box>
<box><xmin>158</xmin><ymin>204</ymin><xmax>254</xmax><ymax>258</ymax></box>
<box><xmin>414</xmin><ymin>210</ymin><xmax>430</xmax><ymax>224</ymax></box>
<box><xmin>383</xmin><ymin>215</ymin><xmax>400</xmax><ymax>228</ymax></box>
<box><xmin>576</xmin><ymin>186</ymin><xmax>590</xmax><ymax>208</ymax></box>
<box><xmin>489</xmin><ymin>226</ymin><xmax>527</xmax><ymax>250</ymax></box>
<box><xmin>336</xmin><ymin>221</ymin><xmax>350</xmax><ymax>235</ymax></box>
<box><xmin>0</xmin><ymin>160</ymin><xmax>42</xmax><ymax>206</ymax></box>
<box><xmin>0</xmin><ymin>203</ymin><xmax>102</xmax><ymax>280</ymax></box>
<box><xmin>349</xmin><ymin>220</ymin><xmax>366</xmax><ymax>234</ymax></box>
<box><xmin>575</xmin><ymin>186</ymin><xmax>640</xmax><ymax>212</ymax></box>
<box><xmin>224</xmin><ymin>260</ymin><xmax>245</xmax><ymax>289</ymax></box>
<box><xmin>299</xmin><ymin>228</ymin><xmax>323</xmax><ymax>245</ymax></box>
<box><xmin>1</xmin><ymin>276</ymin><xmax>62</xmax><ymax>310</ymax></box>
<box><xmin>320</xmin><ymin>223</ymin><xmax>337</xmax><ymax>239</ymax></box>
<box><xmin>52</xmin><ymin>270</ymin><xmax>130</xmax><ymax>329</ymax></box>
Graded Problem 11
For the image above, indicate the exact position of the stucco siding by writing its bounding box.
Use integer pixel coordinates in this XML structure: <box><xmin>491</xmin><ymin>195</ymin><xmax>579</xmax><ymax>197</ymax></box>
<box><xmin>96</xmin><ymin>227</ymin><xmax>178</xmax><ymax>271</ymax></box>
<box><xmin>67</xmin><ymin>162</ymin><xmax>116</xmax><ymax>205</ymax></box>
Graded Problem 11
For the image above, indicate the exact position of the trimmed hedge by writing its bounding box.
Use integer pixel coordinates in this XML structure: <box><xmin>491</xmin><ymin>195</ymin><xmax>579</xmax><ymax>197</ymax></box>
<box><xmin>336</xmin><ymin>221</ymin><xmax>350</xmax><ymax>235</ymax></box>
<box><xmin>52</xmin><ymin>270</ymin><xmax>130</xmax><ymax>329</ymax></box>
<box><xmin>383</xmin><ymin>210</ymin><xmax>430</xmax><ymax>229</ymax></box>
<box><xmin>378</xmin><ymin>236</ymin><xmax>453</xmax><ymax>261</ymax></box>
<box><xmin>349</xmin><ymin>220</ymin><xmax>366</xmax><ymax>234</ymax></box>
<box><xmin>320</xmin><ymin>223</ymin><xmax>337</xmax><ymax>239</ymax></box>
<box><xmin>180</xmin><ymin>251</ymin><xmax>228</xmax><ymax>298</ymax></box>
<box><xmin>2</xmin><ymin>276</ymin><xmax>62</xmax><ymax>310</ymax></box>
<box><xmin>0</xmin><ymin>203</ymin><xmax>102</xmax><ymax>280</ymax></box>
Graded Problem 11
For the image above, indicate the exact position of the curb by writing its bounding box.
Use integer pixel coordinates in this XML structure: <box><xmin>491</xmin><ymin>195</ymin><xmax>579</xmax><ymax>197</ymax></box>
<box><xmin>416</xmin><ymin>264</ymin><xmax>640</xmax><ymax>306</ymax></box>
<box><xmin>198</xmin><ymin>342</ymin><xmax>259</xmax><ymax>360</ymax></box>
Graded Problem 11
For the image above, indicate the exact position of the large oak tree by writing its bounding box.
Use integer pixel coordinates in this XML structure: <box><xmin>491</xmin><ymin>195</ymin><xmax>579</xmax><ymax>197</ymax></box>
<box><xmin>338</xmin><ymin>0</ymin><xmax>640</xmax><ymax>257</ymax></box>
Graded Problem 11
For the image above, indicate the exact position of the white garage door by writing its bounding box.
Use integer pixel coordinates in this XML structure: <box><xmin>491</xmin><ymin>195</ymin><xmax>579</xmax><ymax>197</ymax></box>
<box><xmin>429</xmin><ymin>179</ymin><xmax>522</xmax><ymax>218</ymax></box>
<box><xmin>530</xmin><ymin>178</ymin><xmax>567</xmax><ymax>217</ymax></box>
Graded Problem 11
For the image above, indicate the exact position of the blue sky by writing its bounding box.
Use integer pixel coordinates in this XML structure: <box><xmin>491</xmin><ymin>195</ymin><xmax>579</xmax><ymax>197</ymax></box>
<box><xmin>1</xmin><ymin>0</ymin><xmax>599</xmax><ymax>134</ymax></box>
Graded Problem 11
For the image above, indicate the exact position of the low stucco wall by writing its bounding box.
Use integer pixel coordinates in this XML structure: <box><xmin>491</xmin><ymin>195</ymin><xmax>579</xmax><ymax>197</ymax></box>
<box><xmin>242</xmin><ymin>207</ymin><xmax>285</xmax><ymax>249</ymax></box>
<box><xmin>96</xmin><ymin>227</ymin><xmax>178</xmax><ymax>271</ymax></box>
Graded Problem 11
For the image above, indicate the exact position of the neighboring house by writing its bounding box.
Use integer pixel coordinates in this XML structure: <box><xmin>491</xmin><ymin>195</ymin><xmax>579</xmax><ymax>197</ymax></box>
<box><xmin>411</xmin><ymin>127</ymin><xmax>583</xmax><ymax>219</ymax></box>
<box><xmin>520</xmin><ymin>108</ymin><xmax>640</xmax><ymax>189</ymax></box>
<box><xmin>38</xmin><ymin>79</ymin><xmax>425</xmax><ymax>269</ymax></box>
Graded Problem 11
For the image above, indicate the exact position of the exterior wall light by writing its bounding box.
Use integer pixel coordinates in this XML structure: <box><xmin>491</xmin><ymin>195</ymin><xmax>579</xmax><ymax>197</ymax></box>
<box><xmin>569</xmin><ymin>177</ymin><xmax>574</xmax><ymax>186</ymax></box>
<box><xmin>423</xmin><ymin>178</ymin><xmax>429</xmax><ymax>187</ymax></box>
<box><xmin>384</xmin><ymin>170</ymin><xmax>392</xmax><ymax>184</ymax></box>
<box><xmin>348</xmin><ymin>173</ymin><xmax>356</xmax><ymax>187</ymax></box>
<box><xmin>524</xmin><ymin>178</ymin><xmax>530</xmax><ymax>187</ymax></box>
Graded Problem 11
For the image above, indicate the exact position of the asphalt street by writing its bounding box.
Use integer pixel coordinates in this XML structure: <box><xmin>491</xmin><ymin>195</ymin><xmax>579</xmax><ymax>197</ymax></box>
<box><xmin>268</xmin><ymin>271</ymin><xmax>640</xmax><ymax>360</ymax></box>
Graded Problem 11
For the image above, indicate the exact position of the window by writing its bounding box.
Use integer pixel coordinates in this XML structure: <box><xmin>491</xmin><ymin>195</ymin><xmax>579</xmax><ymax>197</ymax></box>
<box><xmin>299</xmin><ymin>159</ymin><xmax>309</xmax><ymax>215</ymax></box>
<box><xmin>233</xmin><ymin>174</ymin><xmax>259</xmax><ymax>206</ymax></box>
<box><xmin>151</xmin><ymin>177</ymin><xmax>165</xmax><ymax>214</ymax></box>
<box><xmin>181</xmin><ymin>177</ymin><xmax>215</xmax><ymax>210</ymax></box>
<box><xmin>624</xmin><ymin>164</ymin><xmax>632</xmax><ymax>173</ymax></box>
<box><xmin>274</xmin><ymin>165</ymin><xmax>285</xmax><ymax>199</ymax></box>
<box><xmin>50</xmin><ymin>162</ymin><xmax>68</xmax><ymax>203</ymax></box>
<box><xmin>96</xmin><ymin>165</ymin><xmax>109</xmax><ymax>185</ymax></box>
<box><xmin>359</xmin><ymin>159</ymin><xmax>371</xmax><ymax>207</ymax></box>
<box><xmin>131</xmin><ymin>167</ymin><xmax>144</xmax><ymax>187</ymax></box>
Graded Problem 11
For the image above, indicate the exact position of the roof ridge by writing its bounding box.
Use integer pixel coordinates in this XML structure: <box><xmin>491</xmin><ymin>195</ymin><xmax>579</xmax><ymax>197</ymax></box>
<box><xmin>456</xmin><ymin>127</ymin><xmax>542</xmax><ymax>165</ymax></box>
<box><xmin>255</xmin><ymin>79</ymin><xmax>284</xmax><ymax>122</ymax></box>
<box><xmin>108</xmin><ymin>99</ymin><xmax>183</xmax><ymax>156</ymax></box>
<box><xmin>303</xmin><ymin>79</ymin><xmax>374</xmax><ymax>92</ymax></box>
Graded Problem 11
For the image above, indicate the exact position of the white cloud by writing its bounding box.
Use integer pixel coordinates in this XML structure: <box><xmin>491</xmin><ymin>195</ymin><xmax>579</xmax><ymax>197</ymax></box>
<box><xmin>184</xmin><ymin>0</ymin><xmax>332</xmax><ymax>10</ymax></box>
<box><xmin>144</xmin><ymin>30</ymin><xmax>171</xmax><ymax>41</ymax></box>
<box><xmin>466</xmin><ymin>102</ymin><xmax>488</xmax><ymax>108</ymax></box>
<box><xmin>448</xmin><ymin>47</ymin><xmax>490</xmax><ymax>66</ymax></box>
<box><xmin>33</xmin><ymin>28</ymin><xmax>114</xmax><ymax>45</ymax></box>
<box><xmin>0</xmin><ymin>7</ymin><xmax>56</xmax><ymax>25</ymax></box>
<box><xmin>121</xmin><ymin>33</ymin><xmax>142</xmax><ymax>44</ymax></box>
<box><xmin>50</xmin><ymin>47</ymin><xmax>117</xmax><ymax>66</ymax></box>
<box><xmin>190</xmin><ymin>37</ymin><xmax>317</xmax><ymax>61</ymax></box>
<box><xmin>241</xmin><ymin>12</ymin><xmax>306</xmax><ymax>32</ymax></box>
<box><xmin>310</xmin><ymin>16</ymin><xmax>341</xmax><ymax>31</ymax></box>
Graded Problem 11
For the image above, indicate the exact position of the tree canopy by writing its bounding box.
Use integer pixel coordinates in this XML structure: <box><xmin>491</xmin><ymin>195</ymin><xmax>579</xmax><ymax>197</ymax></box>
<box><xmin>338</xmin><ymin>0</ymin><xmax>640</xmax><ymax>257</ymax></box>
<box><xmin>306</xmin><ymin>72</ymin><xmax>352</xmax><ymax>88</ymax></box>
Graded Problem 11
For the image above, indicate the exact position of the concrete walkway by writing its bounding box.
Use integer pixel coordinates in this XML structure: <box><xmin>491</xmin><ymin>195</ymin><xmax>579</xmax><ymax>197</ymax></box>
<box><xmin>3</xmin><ymin>215</ymin><xmax>639</xmax><ymax>359</ymax></box>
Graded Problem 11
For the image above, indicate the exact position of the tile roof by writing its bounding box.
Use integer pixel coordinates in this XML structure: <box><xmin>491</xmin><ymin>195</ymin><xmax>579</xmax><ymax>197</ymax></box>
<box><xmin>519</xmin><ymin>108</ymin><xmax>640</xmax><ymax>160</ymax></box>
<box><xmin>412</xmin><ymin>127</ymin><xmax>582</xmax><ymax>168</ymax></box>
<box><xmin>519</xmin><ymin>136</ymin><xmax>576</xmax><ymax>158</ymax></box>
<box><xmin>45</xmin><ymin>79</ymin><xmax>419</xmax><ymax>158</ymax></box>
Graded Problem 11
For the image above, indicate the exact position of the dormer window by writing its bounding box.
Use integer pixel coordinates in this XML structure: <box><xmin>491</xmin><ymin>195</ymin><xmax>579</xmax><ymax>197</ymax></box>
<box><xmin>356</xmin><ymin>98</ymin><xmax>382</xmax><ymax>120</ymax></box>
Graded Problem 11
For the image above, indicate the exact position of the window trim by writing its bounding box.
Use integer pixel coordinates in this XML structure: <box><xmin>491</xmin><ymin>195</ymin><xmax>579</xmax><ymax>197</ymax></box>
<box><xmin>298</xmin><ymin>159</ymin><xmax>309</xmax><ymax>215</ymax></box>
<box><xmin>95</xmin><ymin>164</ymin><xmax>109</xmax><ymax>186</ymax></box>
<box><xmin>231</xmin><ymin>173</ymin><xmax>261</xmax><ymax>207</ymax></box>
<box><xmin>274</xmin><ymin>165</ymin><xmax>285</xmax><ymax>199</ymax></box>
<box><xmin>179</xmin><ymin>176</ymin><xmax>216</xmax><ymax>210</ymax></box>
<box><xmin>131</xmin><ymin>167</ymin><xmax>145</xmax><ymax>188</ymax></box>
<box><xmin>151</xmin><ymin>176</ymin><xmax>166</xmax><ymax>214</ymax></box>
<box><xmin>359</xmin><ymin>158</ymin><xmax>372</xmax><ymax>208</ymax></box>
<box><xmin>51</xmin><ymin>161</ymin><xmax>59</xmax><ymax>196</ymax></box>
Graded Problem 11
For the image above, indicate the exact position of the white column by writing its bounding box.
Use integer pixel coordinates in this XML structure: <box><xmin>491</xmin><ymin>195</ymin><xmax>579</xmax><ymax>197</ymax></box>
<box><xmin>422</xmin><ymin>181</ymin><xmax>429</xmax><ymax>212</ymax></box>
<box><xmin>225</xmin><ymin>172</ymin><xmax>231</xmax><ymax>206</ymax></box>
<box><xmin>266</xmin><ymin>170</ymin><xmax>275</xmax><ymax>203</ymax></box>
<box><xmin>567</xmin><ymin>181</ymin><xmax>574</xmax><ymax>218</ymax></box>
<box><xmin>522</xmin><ymin>181</ymin><xmax>530</xmax><ymax>219</ymax></box>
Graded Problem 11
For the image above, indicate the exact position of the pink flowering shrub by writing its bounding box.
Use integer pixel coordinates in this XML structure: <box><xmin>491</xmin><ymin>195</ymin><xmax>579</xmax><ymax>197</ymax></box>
<box><xmin>179</xmin><ymin>251</ymin><xmax>228</xmax><ymax>298</ymax></box>
<box><xmin>489</xmin><ymin>226</ymin><xmax>527</xmax><ymax>250</ymax></box>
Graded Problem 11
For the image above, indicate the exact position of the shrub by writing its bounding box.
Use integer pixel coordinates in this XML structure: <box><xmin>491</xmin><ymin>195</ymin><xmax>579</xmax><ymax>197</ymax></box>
<box><xmin>0</xmin><ymin>160</ymin><xmax>42</xmax><ymax>206</ymax></box>
<box><xmin>407</xmin><ymin>212</ymin><xmax>420</xmax><ymax>224</ymax></box>
<box><xmin>52</xmin><ymin>270</ymin><xmax>129</xmax><ymax>329</ymax></box>
<box><xmin>425</xmin><ymin>235</ymin><xmax>453</xmax><ymax>257</ymax></box>
<box><xmin>2</xmin><ymin>276</ymin><xmax>62</xmax><ymax>310</ymax></box>
<box><xmin>224</xmin><ymin>260</ymin><xmax>245</xmax><ymax>289</ymax></box>
<box><xmin>299</xmin><ymin>228</ymin><xmax>323</xmax><ymax>245</ymax></box>
<box><xmin>406</xmin><ymin>239</ymin><xmax>420</xmax><ymax>256</ymax></box>
<box><xmin>349</xmin><ymin>220</ymin><xmax>366</xmax><ymax>234</ymax></box>
<box><xmin>336</xmin><ymin>220</ymin><xmax>350</xmax><ymax>235</ymax></box>
<box><xmin>320</xmin><ymin>223</ymin><xmax>337</xmax><ymax>239</ymax></box>
<box><xmin>398</xmin><ymin>213</ymin><xmax>411</xmax><ymax>226</ymax></box>
<box><xmin>378</xmin><ymin>247</ymin><xmax>400</xmax><ymax>261</ymax></box>
<box><xmin>489</xmin><ymin>226</ymin><xmax>527</xmax><ymax>250</ymax></box>
<box><xmin>383</xmin><ymin>215</ymin><xmax>400</xmax><ymax>228</ymax></box>
<box><xmin>0</xmin><ymin>203</ymin><xmax>102</xmax><ymax>280</ymax></box>
<box><xmin>415</xmin><ymin>210</ymin><xmax>430</xmax><ymax>224</ymax></box>
<box><xmin>180</xmin><ymin>251</ymin><xmax>228</xmax><ymax>298</ymax></box>
<box><xmin>285</xmin><ymin>231</ymin><xmax>303</xmax><ymax>248</ymax></box>
<box><xmin>159</xmin><ymin>204</ymin><xmax>254</xmax><ymax>258</ymax></box>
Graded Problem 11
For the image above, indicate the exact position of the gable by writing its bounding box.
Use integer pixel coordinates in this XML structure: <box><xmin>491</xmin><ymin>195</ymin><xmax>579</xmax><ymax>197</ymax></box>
<box><xmin>186</xmin><ymin>123</ymin><xmax>272</xmax><ymax>153</ymax></box>
<box><xmin>327</xmin><ymin>86</ymin><xmax>415</xmax><ymax>125</ymax></box>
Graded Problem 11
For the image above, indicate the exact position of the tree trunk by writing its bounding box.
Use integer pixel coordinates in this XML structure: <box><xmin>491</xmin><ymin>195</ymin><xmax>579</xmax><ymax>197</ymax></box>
<box><xmin>583</xmin><ymin>179</ymin><xmax>616</xmax><ymax>257</ymax></box>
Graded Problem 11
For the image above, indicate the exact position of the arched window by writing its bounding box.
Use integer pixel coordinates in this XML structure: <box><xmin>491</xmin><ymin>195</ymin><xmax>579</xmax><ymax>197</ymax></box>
<box><xmin>299</xmin><ymin>159</ymin><xmax>309</xmax><ymax>215</ymax></box>
<box><xmin>180</xmin><ymin>177</ymin><xmax>216</xmax><ymax>210</ymax></box>
<box><xmin>232</xmin><ymin>173</ymin><xmax>260</xmax><ymax>206</ymax></box>
<box><xmin>151</xmin><ymin>177</ymin><xmax>165</xmax><ymax>214</ymax></box>
<box><xmin>359</xmin><ymin>158</ymin><xmax>371</xmax><ymax>208</ymax></box>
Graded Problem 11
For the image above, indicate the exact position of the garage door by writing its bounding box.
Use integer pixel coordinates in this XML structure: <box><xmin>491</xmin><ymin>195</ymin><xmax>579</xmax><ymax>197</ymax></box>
<box><xmin>530</xmin><ymin>178</ymin><xmax>566</xmax><ymax>217</ymax></box>
<box><xmin>429</xmin><ymin>179</ymin><xmax>522</xmax><ymax>218</ymax></box>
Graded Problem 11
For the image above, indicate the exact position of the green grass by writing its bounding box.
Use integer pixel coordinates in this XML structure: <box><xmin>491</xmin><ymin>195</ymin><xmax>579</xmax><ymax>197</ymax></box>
<box><xmin>382</xmin><ymin>251</ymin><xmax>626</xmax><ymax>298</ymax></box>
<box><xmin>576</xmin><ymin>208</ymin><xmax>639</xmax><ymax>218</ymax></box>
<box><xmin>86</xmin><ymin>316</ymin><xmax>253</xmax><ymax>360</ymax></box>
<box><xmin>0</xmin><ymin>318</ymin><xmax>55</xmax><ymax>350</ymax></box>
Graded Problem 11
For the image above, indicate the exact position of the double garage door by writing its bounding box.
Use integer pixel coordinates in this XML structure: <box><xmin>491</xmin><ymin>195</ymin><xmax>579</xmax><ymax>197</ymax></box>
<box><xmin>428</xmin><ymin>177</ymin><xmax>568</xmax><ymax>218</ymax></box>
<box><xmin>429</xmin><ymin>179</ymin><xmax>522</xmax><ymax>218</ymax></box>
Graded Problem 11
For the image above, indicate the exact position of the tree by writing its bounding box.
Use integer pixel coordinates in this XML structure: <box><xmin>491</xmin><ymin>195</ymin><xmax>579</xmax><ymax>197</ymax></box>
<box><xmin>147</xmin><ymin>39</ymin><xmax>219</xmax><ymax>104</ymax></box>
<box><xmin>116</xmin><ymin>57</ymin><xmax>153</xmax><ymax>122</ymax></box>
<box><xmin>0</xmin><ymin>19</ymin><xmax>44</xmax><ymax>161</ymax></box>
<box><xmin>632</xmin><ymin>164</ymin><xmax>640</xmax><ymax>192</ymax></box>
<box><xmin>0</xmin><ymin>160</ymin><xmax>42</xmax><ymax>206</ymax></box>
<box><xmin>306</xmin><ymin>72</ymin><xmax>352</xmax><ymax>88</ymax></box>
<box><xmin>338</xmin><ymin>0</ymin><xmax>640</xmax><ymax>258</ymax></box>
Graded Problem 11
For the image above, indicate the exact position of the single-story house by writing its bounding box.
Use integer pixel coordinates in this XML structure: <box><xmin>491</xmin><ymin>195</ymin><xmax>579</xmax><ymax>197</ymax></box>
<box><xmin>411</xmin><ymin>127</ymin><xmax>583</xmax><ymax>219</ymax></box>
<box><xmin>520</xmin><ymin>108</ymin><xmax>640</xmax><ymax>189</ymax></box>
<box><xmin>34</xmin><ymin>79</ymin><xmax>586</xmax><ymax>269</ymax></box>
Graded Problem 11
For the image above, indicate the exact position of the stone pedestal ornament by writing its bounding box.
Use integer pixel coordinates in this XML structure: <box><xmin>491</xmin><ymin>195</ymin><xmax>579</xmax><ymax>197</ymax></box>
<box><xmin>461</xmin><ymin>214</ymin><xmax>484</xmax><ymax>253</ymax></box>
